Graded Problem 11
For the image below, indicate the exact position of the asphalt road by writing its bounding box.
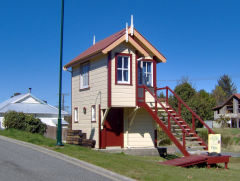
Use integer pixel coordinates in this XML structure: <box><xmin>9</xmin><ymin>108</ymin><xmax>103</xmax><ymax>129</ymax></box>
<box><xmin>0</xmin><ymin>137</ymin><xmax>131</xmax><ymax>181</ymax></box>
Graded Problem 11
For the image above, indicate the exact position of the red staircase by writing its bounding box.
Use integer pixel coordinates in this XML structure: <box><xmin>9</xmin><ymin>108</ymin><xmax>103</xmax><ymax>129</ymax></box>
<box><xmin>137</xmin><ymin>86</ymin><xmax>214</xmax><ymax>156</ymax></box>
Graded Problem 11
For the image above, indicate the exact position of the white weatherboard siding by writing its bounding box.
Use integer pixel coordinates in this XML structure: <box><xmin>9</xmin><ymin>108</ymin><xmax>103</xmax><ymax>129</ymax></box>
<box><xmin>71</xmin><ymin>55</ymin><xmax>108</xmax><ymax>148</ymax></box>
<box><xmin>21</xmin><ymin>97</ymin><xmax>39</xmax><ymax>104</ymax></box>
<box><xmin>124</xmin><ymin>108</ymin><xmax>155</xmax><ymax>148</ymax></box>
<box><xmin>0</xmin><ymin>117</ymin><xmax>4</xmax><ymax>129</ymax></box>
<box><xmin>111</xmin><ymin>43</ymin><xmax>136</xmax><ymax>107</ymax></box>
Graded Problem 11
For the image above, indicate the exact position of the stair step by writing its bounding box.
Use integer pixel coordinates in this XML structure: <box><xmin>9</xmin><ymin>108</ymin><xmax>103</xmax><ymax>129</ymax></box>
<box><xmin>188</xmin><ymin>141</ymin><xmax>203</xmax><ymax>144</ymax></box>
<box><xmin>185</xmin><ymin>137</ymin><xmax>198</xmax><ymax>140</ymax></box>
<box><xmin>161</xmin><ymin>112</ymin><xmax>177</xmax><ymax>116</ymax></box>
<box><xmin>164</xmin><ymin>124</ymin><xmax>178</xmax><ymax>127</ymax></box>
<box><xmin>187</xmin><ymin>145</ymin><xmax>206</xmax><ymax>149</ymax></box>
<box><xmin>173</xmin><ymin>129</ymin><xmax>182</xmax><ymax>131</ymax></box>
<box><xmin>173</xmin><ymin>133</ymin><xmax>183</xmax><ymax>136</ymax></box>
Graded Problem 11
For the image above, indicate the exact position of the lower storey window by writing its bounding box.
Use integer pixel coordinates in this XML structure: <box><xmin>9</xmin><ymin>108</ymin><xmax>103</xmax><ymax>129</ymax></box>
<box><xmin>74</xmin><ymin>107</ymin><xmax>78</xmax><ymax>122</ymax></box>
<box><xmin>91</xmin><ymin>105</ymin><xmax>96</xmax><ymax>122</ymax></box>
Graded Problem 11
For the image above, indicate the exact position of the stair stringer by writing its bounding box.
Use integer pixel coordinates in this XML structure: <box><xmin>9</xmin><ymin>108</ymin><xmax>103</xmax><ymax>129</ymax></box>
<box><xmin>139</xmin><ymin>102</ymin><xmax>190</xmax><ymax>156</ymax></box>
<box><xmin>165</xmin><ymin>104</ymin><xmax>208</xmax><ymax>150</ymax></box>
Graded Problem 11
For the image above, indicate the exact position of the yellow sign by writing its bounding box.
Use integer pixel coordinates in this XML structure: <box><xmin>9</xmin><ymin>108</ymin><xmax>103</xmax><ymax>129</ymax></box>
<box><xmin>208</xmin><ymin>134</ymin><xmax>221</xmax><ymax>153</ymax></box>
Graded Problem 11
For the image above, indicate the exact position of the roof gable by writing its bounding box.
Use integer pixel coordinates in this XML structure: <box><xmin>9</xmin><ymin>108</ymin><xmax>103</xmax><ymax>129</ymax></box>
<box><xmin>64</xmin><ymin>28</ymin><xmax>166</xmax><ymax>68</ymax></box>
<box><xmin>213</xmin><ymin>93</ymin><xmax>240</xmax><ymax>110</ymax></box>
<box><xmin>0</xmin><ymin>93</ymin><xmax>68</xmax><ymax>115</ymax></box>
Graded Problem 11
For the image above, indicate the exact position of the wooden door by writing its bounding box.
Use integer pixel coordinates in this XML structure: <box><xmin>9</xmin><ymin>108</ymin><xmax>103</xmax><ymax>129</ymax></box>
<box><xmin>101</xmin><ymin>108</ymin><xmax>123</xmax><ymax>148</ymax></box>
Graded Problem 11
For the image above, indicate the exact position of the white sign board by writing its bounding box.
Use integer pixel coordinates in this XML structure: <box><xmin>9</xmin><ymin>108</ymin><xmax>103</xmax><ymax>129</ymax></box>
<box><xmin>208</xmin><ymin>134</ymin><xmax>221</xmax><ymax>153</ymax></box>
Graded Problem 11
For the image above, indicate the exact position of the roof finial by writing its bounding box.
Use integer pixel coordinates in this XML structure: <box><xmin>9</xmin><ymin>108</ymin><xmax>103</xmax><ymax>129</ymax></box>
<box><xmin>93</xmin><ymin>35</ymin><xmax>96</xmax><ymax>45</ymax></box>
<box><xmin>130</xmin><ymin>15</ymin><xmax>134</xmax><ymax>36</ymax></box>
<box><xmin>125</xmin><ymin>22</ymin><xmax>128</xmax><ymax>42</ymax></box>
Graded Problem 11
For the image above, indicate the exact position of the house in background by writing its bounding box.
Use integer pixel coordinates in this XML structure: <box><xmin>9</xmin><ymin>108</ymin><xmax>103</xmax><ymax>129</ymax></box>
<box><xmin>0</xmin><ymin>89</ymin><xmax>69</xmax><ymax>139</ymax></box>
<box><xmin>213</xmin><ymin>94</ymin><xmax>240</xmax><ymax>128</ymax></box>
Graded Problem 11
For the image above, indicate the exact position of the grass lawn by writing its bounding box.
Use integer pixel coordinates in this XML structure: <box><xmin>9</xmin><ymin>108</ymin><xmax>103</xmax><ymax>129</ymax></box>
<box><xmin>0</xmin><ymin>129</ymin><xmax>240</xmax><ymax>181</ymax></box>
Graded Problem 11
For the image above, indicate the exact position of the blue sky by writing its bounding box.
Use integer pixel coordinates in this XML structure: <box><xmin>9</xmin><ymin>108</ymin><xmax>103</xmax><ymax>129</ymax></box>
<box><xmin>0</xmin><ymin>0</ymin><xmax>240</xmax><ymax>112</ymax></box>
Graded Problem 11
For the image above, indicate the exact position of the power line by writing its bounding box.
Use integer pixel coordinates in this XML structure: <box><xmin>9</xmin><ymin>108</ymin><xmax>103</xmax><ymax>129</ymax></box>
<box><xmin>158</xmin><ymin>75</ymin><xmax>240</xmax><ymax>82</ymax></box>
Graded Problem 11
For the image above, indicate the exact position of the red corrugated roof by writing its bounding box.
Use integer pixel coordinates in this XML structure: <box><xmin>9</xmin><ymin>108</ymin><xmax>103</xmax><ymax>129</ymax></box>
<box><xmin>64</xmin><ymin>29</ymin><xmax>125</xmax><ymax>68</ymax></box>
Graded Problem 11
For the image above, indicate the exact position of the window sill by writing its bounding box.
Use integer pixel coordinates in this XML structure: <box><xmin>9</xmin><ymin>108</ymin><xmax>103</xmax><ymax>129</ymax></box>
<box><xmin>91</xmin><ymin>121</ymin><xmax>97</xmax><ymax>123</ymax></box>
<box><xmin>116</xmin><ymin>82</ymin><xmax>132</xmax><ymax>86</ymax></box>
<box><xmin>79</xmin><ymin>87</ymin><xmax>90</xmax><ymax>91</ymax></box>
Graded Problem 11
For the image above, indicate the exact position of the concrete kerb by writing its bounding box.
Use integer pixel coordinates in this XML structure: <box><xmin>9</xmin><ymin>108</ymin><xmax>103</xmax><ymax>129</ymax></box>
<box><xmin>0</xmin><ymin>135</ymin><xmax>135</xmax><ymax>181</ymax></box>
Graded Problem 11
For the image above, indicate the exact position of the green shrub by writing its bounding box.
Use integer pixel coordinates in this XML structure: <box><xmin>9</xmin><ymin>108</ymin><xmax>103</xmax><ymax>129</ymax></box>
<box><xmin>221</xmin><ymin>136</ymin><xmax>233</xmax><ymax>147</ymax></box>
<box><xmin>196</xmin><ymin>129</ymin><xmax>208</xmax><ymax>143</ymax></box>
<box><xmin>157</xmin><ymin>126</ymin><xmax>172</xmax><ymax>146</ymax></box>
<box><xmin>3</xmin><ymin>111</ymin><xmax>46</xmax><ymax>135</ymax></box>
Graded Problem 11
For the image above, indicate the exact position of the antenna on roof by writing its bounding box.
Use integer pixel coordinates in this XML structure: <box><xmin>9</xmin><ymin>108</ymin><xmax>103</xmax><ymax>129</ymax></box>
<box><xmin>130</xmin><ymin>15</ymin><xmax>134</xmax><ymax>36</ymax></box>
<box><xmin>93</xmin><ymin>35</ymin><xmax>96</xmax><ymax>45</ymax></box>
<box><xmin>125</xmin><ymin>22</ymin><xmax>128</xmax><ymax>42</ymax></box>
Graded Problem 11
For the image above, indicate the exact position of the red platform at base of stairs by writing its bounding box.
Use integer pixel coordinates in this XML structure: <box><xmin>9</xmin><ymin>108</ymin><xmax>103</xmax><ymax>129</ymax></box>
<box><xmin>159</xmin><ymin>155</ymin><xmax>231</xmax><ymax>169</ymax></box>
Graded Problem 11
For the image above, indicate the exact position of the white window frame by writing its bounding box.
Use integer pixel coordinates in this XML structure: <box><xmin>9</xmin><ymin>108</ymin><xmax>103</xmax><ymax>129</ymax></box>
<box><xmin>80</xmin><ymin>63</ymin><xmax>89</xmax><ymax>89</ymax></box>
<box><xmin>138</xmin><ymin>61</ymin><xmax>153</xmax><ymax>87</ymax></box>
<box><xmin>116</xmin><ymin>56</ymin><xmax>130</xmax><ymax>84</ymax></box>
<box><xmin>91</xmin><ymin>105</ymin><xmax>96</xmax><ymax>122</ymax></box>
<box><xmin>74</xmin><ymin>107</ymin><xmax>78</xmax><ymax>123</ymax></box>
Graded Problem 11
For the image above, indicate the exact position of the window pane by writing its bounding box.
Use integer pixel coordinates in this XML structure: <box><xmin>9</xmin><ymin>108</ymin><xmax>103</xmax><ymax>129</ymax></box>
<box><xmin>85</xmin><ymin>74</ymin><xmax>89</xmax><ymax>86</ymax></box>
<box><xmin>123</xmin><ymin>70</ymin><xmax>128</xmax><ymax>81</ymax></box>
<box><xmin>74</xmin><ymin>108</ymin><xmax>78</xmax><ymax>122</ymax></box>
<box><xmin>117</xmin><ymin>70</ymin><xmax>122</xmax><ymax>81</ymax></box>
<box><xmin>117</xmin><ymin>57</ymin><xmax>122</xmax><ymax>68</ymax></box>
<box><xmin>138</xmin><ymin>62</ymin><xmax>142</xmax><ymax>84</ymax></box>
<box><xmin>146</xmin><ymin>74</ymin><xmax>152</xmax><ymax>86</ymax></box>
<box><xmin>147</xmin><ymin>62</ymin><xmax>151</xmax><ymax>72</ymax></box>
<box><xmin>80</xmin><ymin>63</ymin><xmax>89</xmax><ymax>88</ymax></box>
<box><xmin>92</xmin><ymin>106</ymin><xmax>96</xmax><ymax>121</ymax></box>
<box><xmin>124</xmin><ymin>57</ymin><xmax>128</xmax><ymax>68</ymax></box>
<box><xmin>143</xmin><ymin>62</ymin><xmax>146</xmax><ymax>73</ymax></box>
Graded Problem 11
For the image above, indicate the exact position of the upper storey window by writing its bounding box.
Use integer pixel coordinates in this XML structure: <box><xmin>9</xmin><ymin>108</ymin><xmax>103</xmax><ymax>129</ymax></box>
<box><xmin>116</xmin><ymin>54</ymin><xmax>131</xmax><ymax>85</ymax></box>
<box><xmin>138</xmin><ymin>61</ymin><xmax>153</xmax><ymax>87</ymax></box>
<box><xmin>80</xmin><ymin>62</ymin><xmax>89</xmax><ymax>89</ymax></box>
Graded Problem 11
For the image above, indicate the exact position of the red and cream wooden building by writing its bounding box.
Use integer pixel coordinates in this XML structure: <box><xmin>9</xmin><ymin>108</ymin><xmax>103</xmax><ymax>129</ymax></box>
<box><xmin>64</xmin><ymin>22</ymin><xmax>166</xmax><ymax>149</ymax></box>
<box><xmin>64</xmin><ymin>20</ymin><xmax>214</xmax><ymax>156</ymax></box>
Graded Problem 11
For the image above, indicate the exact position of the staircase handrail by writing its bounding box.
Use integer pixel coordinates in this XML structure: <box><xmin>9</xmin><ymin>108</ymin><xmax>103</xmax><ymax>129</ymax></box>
<box><xmin>157</xmin><ymin>86</ymin><xmax>214</xmax><ymax>134</ymax></box>
<box><xmin>139</xmin><ymin>85</ymin><xmax>190</xmax><ymax>135</ymax></box>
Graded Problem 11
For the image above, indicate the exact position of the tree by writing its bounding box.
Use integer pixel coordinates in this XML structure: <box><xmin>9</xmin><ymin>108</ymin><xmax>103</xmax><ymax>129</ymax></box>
<box><xmin>169</xmin><ymin>82</ymin><xmax>215</xmax><ymax>127</ymax></box>
<box><xmin>212</xmin><ymin>85</ymin><xmax>227</xmax><ymax>105</ymax></box>
<box><xmin>215</xmin><ymin>115</ymin><xmax>230</xmax><ymax>128</ymax></box>
<box><xmin>217</xmin><ymin>74</ymin><xmax>237</xmax><ymax>97</ymax></box>
<box><xmin>169</xmin><ymin>82</ymin><xmax>196</xmax><ymax>124</ymax></box>
<box><xmin>188</xmin><ymin>90</ymin><xmax>216</xmax><ymax>127</ymax></box>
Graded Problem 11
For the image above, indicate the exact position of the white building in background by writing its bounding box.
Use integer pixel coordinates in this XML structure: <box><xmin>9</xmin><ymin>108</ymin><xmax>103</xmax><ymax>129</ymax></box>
<box><xmin>0</xmin><ymin>91</ymin><xmax>69</xmax><ymax>129</ymax></box>
<box><xmin>213</xmin><ymin>94</ymin><xmax>240</xmax><ymax>128</ymax></box>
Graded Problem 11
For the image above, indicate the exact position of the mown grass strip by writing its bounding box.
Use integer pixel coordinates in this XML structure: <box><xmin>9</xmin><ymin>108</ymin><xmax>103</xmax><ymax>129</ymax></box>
<box><xmin>0</xmin><ymin>129</ymin><xmax>240</xmax><ymax>181</ymax></box>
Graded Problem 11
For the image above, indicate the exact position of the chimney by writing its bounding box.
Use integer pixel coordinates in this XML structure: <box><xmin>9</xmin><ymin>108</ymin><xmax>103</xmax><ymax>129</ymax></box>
<box><xmin>12</xmin><ymin>93</ymin><xmax>21</xmax><ymax>97</ymax></box>
<box><xmin>29</xmin><ymin>88</ymin><xmax>32</xmax><ymax>93</ymax></box>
